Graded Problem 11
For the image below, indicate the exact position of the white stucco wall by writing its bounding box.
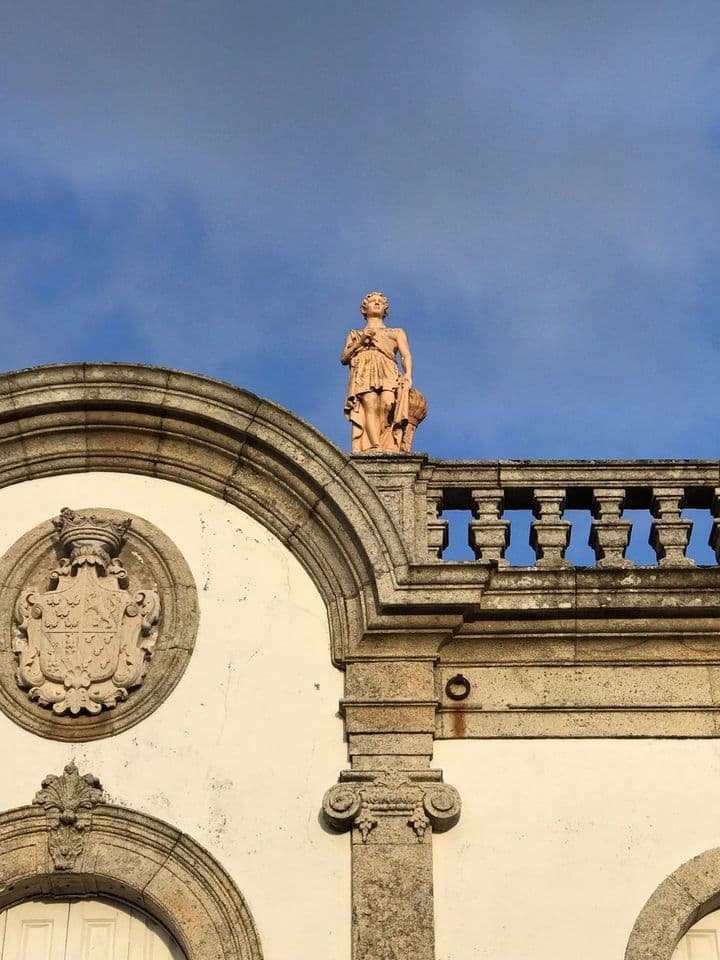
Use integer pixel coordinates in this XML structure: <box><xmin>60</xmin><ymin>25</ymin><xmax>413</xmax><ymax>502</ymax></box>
<box><xmin>434</xmin><ymin>739</ymin><xmax>720</xmax><ymax>960</ymax></box>
<box><xmin>0</xmin><ymin>473</ymin><xmax>349</xmax><ymax>960</ymax></box>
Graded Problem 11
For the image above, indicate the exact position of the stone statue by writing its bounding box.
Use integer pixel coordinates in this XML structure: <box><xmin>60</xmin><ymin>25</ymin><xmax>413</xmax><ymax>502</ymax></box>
<box><xmin>342</xmin><ymin>292</ymin><xmax>426</xmax><ymax>452</ymax></box>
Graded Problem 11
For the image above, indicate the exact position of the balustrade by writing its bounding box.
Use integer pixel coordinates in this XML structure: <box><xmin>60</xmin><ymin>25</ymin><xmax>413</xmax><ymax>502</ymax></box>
<box><xmin>352</xmin><ymin>456</ymin><xmax>720</xmax><ymax>568</ymax></box>
<box><xmin>425</xmin><ymin>474</ymin><xmax>714</xmax><ymax>567</ymax></box>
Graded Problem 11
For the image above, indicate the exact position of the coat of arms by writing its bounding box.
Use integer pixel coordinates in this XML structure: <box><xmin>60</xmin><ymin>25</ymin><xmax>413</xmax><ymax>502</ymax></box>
<box><xmin>13</xmin><ymin>508</ymin><xmax>161</xmax><ymax>715</ymax></box>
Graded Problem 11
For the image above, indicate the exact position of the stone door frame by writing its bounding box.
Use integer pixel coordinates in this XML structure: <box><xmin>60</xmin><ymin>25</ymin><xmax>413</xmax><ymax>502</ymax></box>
<box><xmin>0</xmin><ymin>800</ymin><xmax>263</xmax><ymax>960</ymax></box>
<box><xmin>626</xmin><ymin>847</ymin><xmax>720</xmax><ymax>960</ymax></box>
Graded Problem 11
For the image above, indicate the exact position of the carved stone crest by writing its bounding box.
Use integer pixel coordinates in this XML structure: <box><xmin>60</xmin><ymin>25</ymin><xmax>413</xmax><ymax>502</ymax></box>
<box><xmin>33</xmin><ymin>762</ymin><xmax>104</xmax><ymax>870</ymax></box>
<box><xmin>0</xmin><ymin>506</ymin><xmax>197</xmax><ymax>740</ymax></box>
<box><xmin>13</xmin><ymin>508</ymin><xmax>161</xmax><ymax>715</ymax></box>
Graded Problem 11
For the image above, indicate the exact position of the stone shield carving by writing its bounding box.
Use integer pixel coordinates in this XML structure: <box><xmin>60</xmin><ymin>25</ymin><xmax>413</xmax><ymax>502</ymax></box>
<box><xmin>14</xmin><ymin>508</ymin><xmax>160</xmax><ymax>715</ymax></box>
<box><xmin>0</xmin><ymin>507</ymin><xmax>198</xmax><ymax>741</ymax></box>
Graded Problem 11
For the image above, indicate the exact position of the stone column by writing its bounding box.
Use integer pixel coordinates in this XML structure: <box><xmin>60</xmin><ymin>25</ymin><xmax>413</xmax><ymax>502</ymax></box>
<box><xmin>530</xmin><ymin>489</ymin><xmax>571</xmax><ymax>568</ymax></box>
<box><xmin>468</xmin><ymin>488</ymin><xmax>510</xmax><ymax>564</ymax></box>
<box><xmin>324</xmin><ymin>769</ymin><xmax>460</xmax><ymax>960</ymax></box>
<box><xmin>708</xmin><ymin>487</ymin><xmax>720</xmax><ymax>564</ymax></box>
<box><xmin>325</xmin><ymin>657</ymin><xmax>460</xmax><ymax>960</ymax></box>
<box><xmin>589</xmin><ymin>488</ymin><xmax>632</xmax><ymax>567</ymax></box>
<box><xmin>426</xmin><ymin>490</ymin><xmax>448</xmax><ymax>560</ymax></box>
<box><xmin>649</xmin><ymin>488</ymin><xmax>694</xmax><ymax>567</ymax></box>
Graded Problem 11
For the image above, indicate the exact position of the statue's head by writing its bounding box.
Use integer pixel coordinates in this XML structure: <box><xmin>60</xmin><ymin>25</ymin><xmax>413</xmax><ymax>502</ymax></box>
<box><xmin>360</xmin><ymin>291</ymin><xmax>389</xmax><ymax>319</ymax></box>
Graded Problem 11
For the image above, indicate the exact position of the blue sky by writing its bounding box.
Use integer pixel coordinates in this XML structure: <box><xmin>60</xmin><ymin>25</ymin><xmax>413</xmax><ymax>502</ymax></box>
<box><xmin>2</xmin><ymin>1</ymin><xmax>720</xmax><ymax>459</ymax></box>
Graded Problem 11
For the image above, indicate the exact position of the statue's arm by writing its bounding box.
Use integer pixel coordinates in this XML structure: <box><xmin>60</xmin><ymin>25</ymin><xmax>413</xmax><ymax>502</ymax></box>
<box><xmin>341</xmin><ymin>331</ymin><xmax>360</xmax><ymax>365</ymax></box>
<box><xmin>396</xmin><ymin>328</ymin><xmax>413</xmax><ymax>384</ymax></box>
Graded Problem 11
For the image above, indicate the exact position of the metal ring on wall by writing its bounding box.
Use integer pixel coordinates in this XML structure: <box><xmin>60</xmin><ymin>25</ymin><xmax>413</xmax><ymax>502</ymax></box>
<box><xmin>445</xmin><ymin>673</ymin><xmax>471</xmax><ymax>701</ymax></box>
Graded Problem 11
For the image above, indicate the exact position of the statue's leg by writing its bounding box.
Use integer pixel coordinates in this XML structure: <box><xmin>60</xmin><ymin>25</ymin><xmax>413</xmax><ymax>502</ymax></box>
<box><xmin>378</xmin><ymin>390</ymin><xmax>397</xmax><ymax>449</ymax></box>
<box><xmin>361</xmin><ymin>392</ymin><xmax>381</xmax><ymax>449</ymax></box>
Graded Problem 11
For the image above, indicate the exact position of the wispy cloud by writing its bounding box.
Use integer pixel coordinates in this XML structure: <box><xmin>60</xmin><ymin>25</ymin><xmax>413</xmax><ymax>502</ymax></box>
<box><xmin>1</xmin><ymin>1</ymin><xmax>719</xmax><ymax>457</ymax></box>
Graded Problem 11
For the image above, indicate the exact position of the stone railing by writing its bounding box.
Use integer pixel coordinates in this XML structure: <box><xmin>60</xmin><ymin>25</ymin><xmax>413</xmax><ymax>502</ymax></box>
<box><xmin>352</xmin><ymin>456</ymin><xmax>720</xmax><ymax>567</ymax></box>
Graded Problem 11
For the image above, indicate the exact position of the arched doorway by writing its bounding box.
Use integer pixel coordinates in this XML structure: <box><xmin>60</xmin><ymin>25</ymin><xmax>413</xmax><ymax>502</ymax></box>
<box><xmin>673</xmin><ymin>908</ymin><xmax>720</xmax><ymax>960</ymax></box>
<box><xmin>0</xmin><ymin>794</ymin><xmax>263</xmax><ymax>960</ymax></box>
<box><xmin>626</xmin><ymin>846</ymin><xmax>720</xmax><ymax>960</ymax></box>
<box><xmin>0</xmin><ymin>897</ymin><xmax>185</xmax><ymax>959</ymax></box>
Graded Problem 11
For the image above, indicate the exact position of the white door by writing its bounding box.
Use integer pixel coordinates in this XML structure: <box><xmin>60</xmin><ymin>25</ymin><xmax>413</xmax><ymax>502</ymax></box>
<box><xmin>673</xmin><ymin>908</ymin><xmax>720</xmax><ymax>960</ymax></box>
<box><xmin>0</xmin><ymin>899</ymin><xmax>185</xmax><ymax>960</ymax></box>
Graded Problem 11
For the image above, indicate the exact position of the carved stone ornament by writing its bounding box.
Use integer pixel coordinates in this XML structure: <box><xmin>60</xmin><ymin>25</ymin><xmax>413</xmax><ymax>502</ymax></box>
<box><xmin>0</xmin><ymin>768</ymin><xmax>263</xmax><ymax>958</ymax></box>
<box><xmin>0</xmin><ymin>507</ymin><xmax>198</xmax><ymax>741</ymax></box>
<box><xmin>33</xmin><ymin>762</ymin><xmax>104</xmax><ymax>870</ymax></box>
<box><xmin>323</xmin><ymin>769</ymin><xmax>461</xmax><ymax>843</ymax></box>
<box><xmin>13</xmin><ymin>508</ymin><xmax>160</xmax><ymax>716</ymax></box>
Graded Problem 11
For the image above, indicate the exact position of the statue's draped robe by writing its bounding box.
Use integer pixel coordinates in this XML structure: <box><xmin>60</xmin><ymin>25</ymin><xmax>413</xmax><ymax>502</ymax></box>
<box><xmin>343</xmin><ymin>327</ymin><xmax>409</xmax><ymax>451</ymax></box>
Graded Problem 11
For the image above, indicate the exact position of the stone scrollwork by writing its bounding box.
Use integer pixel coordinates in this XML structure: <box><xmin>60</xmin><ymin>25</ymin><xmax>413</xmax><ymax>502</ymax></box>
<box><xmin>33</xmin><ymin>762</ymin><xmax>104</xmax><ymax>870</ymax></box>
<box><xmin>323</xmin><ymin>769</ymin><xmax>461</xmax><ymax>843</ymax></box>
<box><xmin>0</xmin><ymin>507</ymin><xmax>198</xmax><ymax>741</ymax></box>
<box><xmin>13</xmin><ymin>508</ymin><xmax>160</xmax><ymax>716</ymax></box>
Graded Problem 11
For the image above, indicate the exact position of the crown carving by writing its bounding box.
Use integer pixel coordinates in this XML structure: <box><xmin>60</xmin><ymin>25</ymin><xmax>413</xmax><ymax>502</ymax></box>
<box><xmin>53</xmin><ymin>507</ymin><xmax>131</xmax><ymax>566</ymax></box>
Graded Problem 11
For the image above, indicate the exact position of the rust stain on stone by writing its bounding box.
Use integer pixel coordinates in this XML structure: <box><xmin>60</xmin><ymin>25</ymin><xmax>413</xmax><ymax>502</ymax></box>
<box><xmin>450</xmin><ymin>708</ymin><xmax>466</xmax><ymax>738</ymax></box>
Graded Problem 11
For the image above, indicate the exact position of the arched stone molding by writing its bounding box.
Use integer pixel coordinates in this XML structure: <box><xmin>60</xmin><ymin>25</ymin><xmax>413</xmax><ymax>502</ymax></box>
<box><xmin>0</xmin><ymin>795</ymin><xmax>262</xmax><ymax>959</ymax></box>
<box><xmin>0</xmin><ymin>363</ymin><xmax>415</xmax><ymax>663</ymax></box>
<box><xmin>625</xmin><ymin>847</ymin><xmax>720</xmax><ymax>960</ymax></box>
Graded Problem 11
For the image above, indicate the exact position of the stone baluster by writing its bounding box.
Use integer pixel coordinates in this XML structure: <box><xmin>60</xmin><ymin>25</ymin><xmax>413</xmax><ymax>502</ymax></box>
<box><xmin>426</xmin><ymin>490</ymin><xmax>448</xmax><ymax>561</ymax></box>
<box><xmin>589</xmin><ymin>488</ymin><xmax>633</xmax><ymax>568</ymax></box>
<box><xmin>649</xmin><ymin>488</ymin><xmax>694</xmax><ymax>567</ymax></box>
<box><xmin>529</xmin><ymin>489</ymin><xmax>571</xmax><ymax>568</ymax></box>
<box><xmin>708</xmin><ymin>488</ymin><xmax>720</xmax><ymax>564</ymax></box>
<box><xmin>468</xmin><ymin>489</ymin><xmax>510</xmax><ymax>565</ymax></box>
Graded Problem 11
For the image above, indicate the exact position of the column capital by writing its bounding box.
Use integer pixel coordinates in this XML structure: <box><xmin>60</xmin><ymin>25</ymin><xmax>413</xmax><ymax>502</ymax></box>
<box><xmin>323</xmin><ymin>768</ymin><xmax>461</xmax><ymax>844</ymax></box>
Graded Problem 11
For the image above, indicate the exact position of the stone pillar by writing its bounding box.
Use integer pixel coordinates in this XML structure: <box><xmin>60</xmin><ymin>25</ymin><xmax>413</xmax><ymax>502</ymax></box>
<box><xmin>324</xmin><ymin>769</ymin><xmax>460</xmax><ymax>960</ymax></box>
<box><xmin>649</xmin><ymin>488</ymin><xmax>694</xmax><ymax>567</ymax></box>
<box><xmin>589</xmin><ymin>488</ymin><xmax>633</xmax><ymax>567</ymax></box>
<box><xmin>325</xmin><ymin>657</ymin><xmax>460</xmax><ymax>960</ymax></box>
<box><xmin>530</xmin><ymin>489</ymin><xmax>571</xmax><ymax>568</ymax></box>
<box><xmin>468</xmin><ymin>488</ymin><xmax>510</xmax><ymax>564</ymax></box>
<box><xmin>708</xmin><ymin>488</ymin><xmax>720</xmax><ymax>564</ymax></box>
<box><xmin>426</xmin><ymin>490</ymin><xmax>448</xmax><ymax>560</ymax></box>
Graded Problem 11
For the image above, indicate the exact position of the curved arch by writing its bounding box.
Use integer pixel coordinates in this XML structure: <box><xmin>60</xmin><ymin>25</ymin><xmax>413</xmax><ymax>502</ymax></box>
<box><xmin>0</xmin><ymin>802</ymin><xmax>262</xmax><ymax>960</ymax></box>
<box><xmin>0</xmin><ymin>363</ymin><xmax>411</xmax><ymax>662</ymax></box>
<box><xmin>625</xmin><ymin>847</ymin><xmax>720</xmax><ymax>960</ymax></box>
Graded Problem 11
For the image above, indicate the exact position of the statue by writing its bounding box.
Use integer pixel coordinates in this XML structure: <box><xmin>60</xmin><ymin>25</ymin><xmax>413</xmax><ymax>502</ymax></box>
<box><xmin>341</xmin><ymin>292</ymin><xmax>426</xmax><ymax>452</ymax></box>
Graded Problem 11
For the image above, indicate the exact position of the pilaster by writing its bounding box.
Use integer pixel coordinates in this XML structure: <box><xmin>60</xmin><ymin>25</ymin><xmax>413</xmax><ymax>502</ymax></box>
<box><xmin>325</xmin><ymin>656</ymin><xmax>460</xmax><ymax>960</ymax></box>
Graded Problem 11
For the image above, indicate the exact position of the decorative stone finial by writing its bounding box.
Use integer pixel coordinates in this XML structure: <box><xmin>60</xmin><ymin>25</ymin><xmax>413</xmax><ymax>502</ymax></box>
<box><xmin>13</xmin><ymin>507</ymin><xmax>161</xmax><ymax>716</ymax></box>
<box><xmin>33</xmin><ymin>762</ymin><xmax>104</xmax><ymax>870</ymax></box>
<box><xmin>341</xmin><ymin>292</ymin><xmax>427</xmax><ymax>453</ymax></box>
